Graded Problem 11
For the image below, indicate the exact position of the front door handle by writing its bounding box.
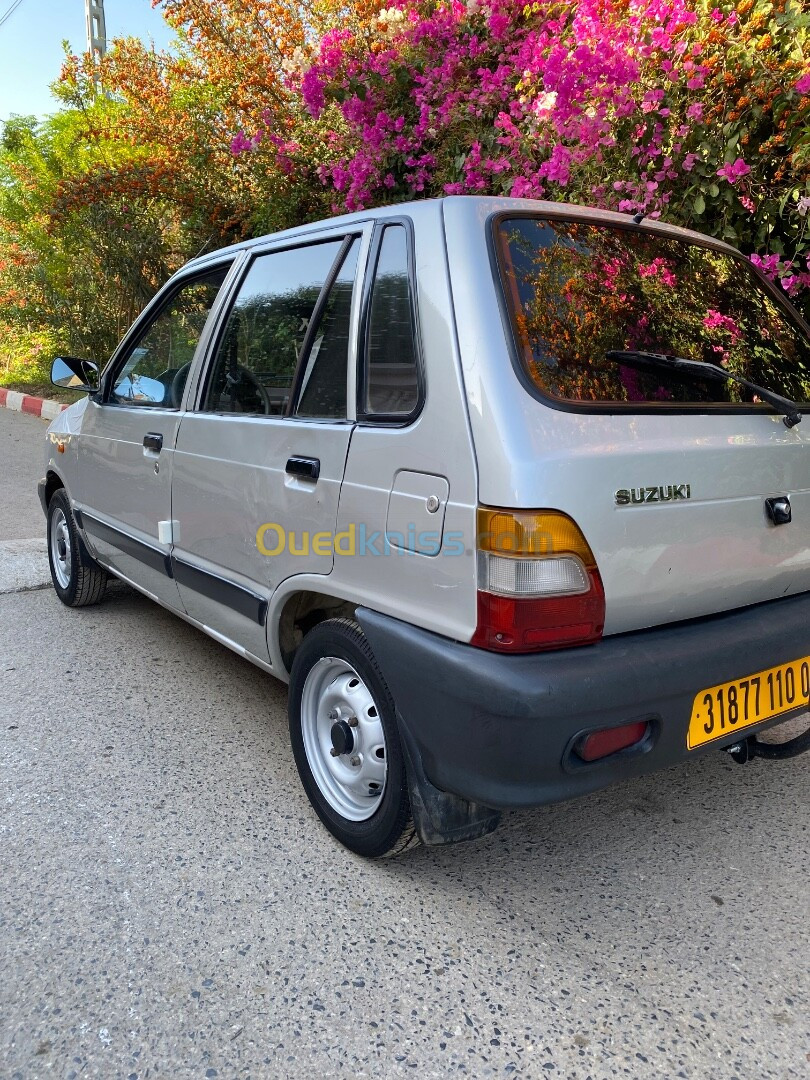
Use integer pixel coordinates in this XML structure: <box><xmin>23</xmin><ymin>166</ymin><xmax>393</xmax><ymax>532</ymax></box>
<box><xmin>143</xmin><ymin>432</ymin><xmax>163</xmax><ymax>452</ymax></box>
<box><xmin>286</xmin><ymin>456</ymin><xmax>320</xmax><ymax>481</ymax></box>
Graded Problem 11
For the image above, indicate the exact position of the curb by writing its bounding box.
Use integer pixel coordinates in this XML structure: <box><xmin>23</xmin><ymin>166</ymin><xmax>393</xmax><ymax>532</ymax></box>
<box><xmin>0</xmin><ymin>387</ymin><xmax>69</xmax><ymax>421</ymax></box>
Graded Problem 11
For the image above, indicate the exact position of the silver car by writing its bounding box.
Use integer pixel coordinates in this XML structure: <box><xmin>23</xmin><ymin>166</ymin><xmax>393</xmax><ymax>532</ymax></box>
<box><xmin>40</xmin><ymin>197</ymin><xmax>810</xmax><ymax>856</ymax></box>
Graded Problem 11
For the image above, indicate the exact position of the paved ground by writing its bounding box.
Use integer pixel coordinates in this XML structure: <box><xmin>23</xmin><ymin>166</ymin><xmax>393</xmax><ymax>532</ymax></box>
<box><xmin>1</xmin><ymin>407</ymin><xmax>809</xmax><ymax>1078</ymax></box>
<box><xmin>0</xmin><ymin>406</ymin><xmax>48</xmax><ymax>541</ymax></box>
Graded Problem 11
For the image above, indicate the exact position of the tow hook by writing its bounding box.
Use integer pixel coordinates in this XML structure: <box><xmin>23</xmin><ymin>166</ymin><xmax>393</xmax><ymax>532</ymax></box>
<box><xmin>725</xmin><ymin>723</ymin><xmax>810</xmax><ymax>764</ymax></box>
<box><xmin>725</xmin><ymin>740</ymin><xmax>752</xmax><ymax>764</ymax></box>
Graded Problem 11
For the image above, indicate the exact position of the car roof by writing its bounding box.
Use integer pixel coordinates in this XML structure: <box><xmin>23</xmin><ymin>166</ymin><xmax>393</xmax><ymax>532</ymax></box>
<box><xmin>182</xmin><ymin>194</ymin><xmax>742</xmax><ymax>275</ymax></box>
<box><xmin>183</xmin><ymin>199</ymin><xmax>442</xmax><ymax>272</ymax></box>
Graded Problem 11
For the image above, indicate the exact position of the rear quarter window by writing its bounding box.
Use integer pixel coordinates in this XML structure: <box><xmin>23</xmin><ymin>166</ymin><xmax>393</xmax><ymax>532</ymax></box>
<box><xmin>495</xmin><ymin>216</ymin><xmax>810</xmax><ymax>408</ymax></box>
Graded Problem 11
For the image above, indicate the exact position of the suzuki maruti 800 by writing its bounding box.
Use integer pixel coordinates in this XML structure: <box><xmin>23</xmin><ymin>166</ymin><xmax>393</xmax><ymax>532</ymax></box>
<box><xmin>40</xmin><ymin>198</ymin><xmax>810</xmax><ymax>856</ymax></box>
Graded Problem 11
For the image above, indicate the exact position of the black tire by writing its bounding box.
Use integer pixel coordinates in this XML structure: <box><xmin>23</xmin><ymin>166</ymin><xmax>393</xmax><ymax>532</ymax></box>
<box><xmin>288</xmin><ymin>618</ymin><xmax>419</xmax><ymax>858</ymax></box>
<box><xmin>47</xmin><ymin>489</ymin><xmax>108</xmax><ymax>607</ymax></box>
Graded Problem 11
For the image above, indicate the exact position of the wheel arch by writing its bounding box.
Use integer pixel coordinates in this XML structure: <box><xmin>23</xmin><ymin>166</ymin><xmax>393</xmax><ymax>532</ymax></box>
<box><xmin>273</xmin><ymin>586</ymin><xmax>357</xmax><ymax>677</ymax></box>
<box><xmin>43</xmin><ymin>468</ymin><xmax>66</xmax><ymax>507</ymax></box>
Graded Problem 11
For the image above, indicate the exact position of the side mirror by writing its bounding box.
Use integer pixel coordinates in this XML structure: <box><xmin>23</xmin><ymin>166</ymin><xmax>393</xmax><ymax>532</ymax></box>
<box><xmin>51</xmin><ymin>356</ymin><xmax>100</xmax><ymax>393</ymax></box>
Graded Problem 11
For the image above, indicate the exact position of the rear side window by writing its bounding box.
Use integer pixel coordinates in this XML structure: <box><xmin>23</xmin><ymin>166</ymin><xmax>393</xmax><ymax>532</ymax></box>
<box><xmin>496</xmin><ymin>217</ymin><xmax>810</xmax><ymax>407</ymax></box>
<box><xmin>362</xmin><ymin>225</ymin><xmax>420</xmax><ymax>418</ymax></box>
<box><xmin>201</xmin><ymin>240</ymin><xmax>344</xmax><ymax>415</ymax></box>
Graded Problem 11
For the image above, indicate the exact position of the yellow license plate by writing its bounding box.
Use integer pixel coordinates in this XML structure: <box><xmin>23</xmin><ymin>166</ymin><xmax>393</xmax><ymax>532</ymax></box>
<box><xmin>688</xmin><ymin>655</ymin><xmax>810</xmax><ymax>750</ymax></box>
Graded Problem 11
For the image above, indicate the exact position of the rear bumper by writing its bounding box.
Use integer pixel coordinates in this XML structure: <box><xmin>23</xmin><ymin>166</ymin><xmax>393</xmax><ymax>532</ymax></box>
<box><xmin>357</xmin><ymin>593</ymin><xmax>810</xmax><ymax>810</ymax></box>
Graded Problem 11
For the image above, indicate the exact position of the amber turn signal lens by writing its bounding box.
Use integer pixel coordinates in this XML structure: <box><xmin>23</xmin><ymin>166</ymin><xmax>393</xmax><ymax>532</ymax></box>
<box><xmin>477</xmin><ymin>508</ymin><xmax>597</xmax><ymax>566</ymax></box>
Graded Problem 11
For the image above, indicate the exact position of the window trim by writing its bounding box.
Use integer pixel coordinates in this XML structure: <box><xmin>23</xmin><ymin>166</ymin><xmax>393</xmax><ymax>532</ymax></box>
<box><xmin>99</xmin><ymin>261</ymin><xmax>237</xmax><ymax>410</ymax></box>
<box><xmin>489</xmin><ymin>209</ymin><xmax>810</xmax><ymax>418</ymax></box>
<box><xmin>194</xmin><ymin>233</ymin><xmax>362</xmax><ymax>420</ymax></box>
<box><xmin>356</xmin><ymin>217</ymin><xmax>426</xmax><ymax>427</ymax></box>
<box><xmin>287</xmin><ymin>234</ymin><xmax>356</xmax><ymax>419</ymax></box>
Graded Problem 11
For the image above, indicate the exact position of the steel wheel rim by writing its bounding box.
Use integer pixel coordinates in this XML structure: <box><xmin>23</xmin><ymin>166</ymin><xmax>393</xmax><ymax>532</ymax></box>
<box><xmin>50</xmin><ymin>508</ymin><xmax>72</xmax><ymax>590</ymax></box>
<box><xmin>300</xmin><ymin>657</ymin><xmax>388</xmax><ymax>822</ymax></box>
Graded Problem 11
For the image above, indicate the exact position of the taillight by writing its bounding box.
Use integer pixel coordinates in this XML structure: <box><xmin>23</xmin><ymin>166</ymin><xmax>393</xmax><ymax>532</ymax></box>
<box><xmin>471</xmin><ymin>508</ymin><xmax>605</xmax><ymax>653</ymax></box>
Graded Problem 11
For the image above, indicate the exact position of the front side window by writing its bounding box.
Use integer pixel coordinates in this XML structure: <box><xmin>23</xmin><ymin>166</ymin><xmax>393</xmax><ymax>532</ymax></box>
<box><xmin>201</xmin><ymin>241</ymin><xmax>345</xmax><ymax>416</ymax></box>
<box><xmin>363</xmin><ymin>225</ymin><xmax>420</xmax><ymax>418</ymax></box>
<box><xmin>496</xmin><ymin>217</ymin><xmax>810</xmax><ymax>408</ymax></box>
<box><xmin>109</xmin><ymin>268</ymin><xmax>229</xmax><ymax>408</ymax></box>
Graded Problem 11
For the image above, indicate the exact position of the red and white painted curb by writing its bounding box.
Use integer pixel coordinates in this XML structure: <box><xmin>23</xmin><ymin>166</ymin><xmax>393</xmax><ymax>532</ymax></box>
<box><xmin>0</xmin><ymin>387</ymin><xmax>68</xmax><ymax>421</ymax></box>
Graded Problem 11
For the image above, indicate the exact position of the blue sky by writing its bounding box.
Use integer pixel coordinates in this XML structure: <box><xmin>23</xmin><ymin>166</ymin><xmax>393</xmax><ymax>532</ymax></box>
<box><xmin>0</xmin><ymin>0</ymin><xmax>175</xmax><ymax>123</ymax></box>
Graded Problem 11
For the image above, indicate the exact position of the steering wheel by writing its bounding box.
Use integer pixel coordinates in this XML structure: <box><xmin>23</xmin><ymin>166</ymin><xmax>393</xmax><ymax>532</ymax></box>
<box><xmin>231</xmin><ymin>364</ymin><xmax>273</xmax><ymax>415</ymax></box>
<box><xmin>172</xmin><ymin>356</ymin><xmax>273</xmax><ymax>414</ymax></box>
<box><xmin>171</xmin><ymin>363</ymin><xmax>193</xmax><ymax>409</ymax></box>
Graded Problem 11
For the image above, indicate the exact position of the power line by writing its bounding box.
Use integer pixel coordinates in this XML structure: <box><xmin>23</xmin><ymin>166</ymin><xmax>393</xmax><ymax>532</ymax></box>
<box><xmin>0</xmin><ymin>0</ymin><xmax>25</xmax><ymax>31</ymax></box>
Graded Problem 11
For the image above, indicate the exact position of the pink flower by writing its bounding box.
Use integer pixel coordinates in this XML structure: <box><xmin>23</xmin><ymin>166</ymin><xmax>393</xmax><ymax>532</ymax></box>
<box><xmin>750</xmin><ymin>253</ymin><xmax>783</xmax><ymax>280</ymax></box>
<box><xmin>716</xmin><ymin>158</ymin><xmax>750</xmax><ymax>184</ymax></box>
<box><xmin>638</xmin><ymin>258</ymin><xmax>677</xmax><ymax>287</ymax></box>
<box><xmin>301</xmin><ymin>68</ymin><xmax>325</xmax><ymax>117</ymax></box>
<box><xmin>510</xmin><ymin>176</ymin><xmax>540</xmax><ymax>199</ymax></box>
<box><xmin>795</xmin><ymin>72</ymin><xmax>810</xmax><ymax>96</ymax></box>
<box><xmin>704</xmin><ymin>309</ymin><xmax>742</xmax><ymax>343</ymax></box>
<box><xmin>230</xmin><ymin>132</ymin><xmax>253</xmax><ymax>156</ymax></box>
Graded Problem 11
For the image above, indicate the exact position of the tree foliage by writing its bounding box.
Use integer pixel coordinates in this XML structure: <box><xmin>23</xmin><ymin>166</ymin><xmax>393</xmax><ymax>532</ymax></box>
<box><xmin>0</xmin><ymin>0</ymin><xmax>808</xmax><ymax>383</ymax></box>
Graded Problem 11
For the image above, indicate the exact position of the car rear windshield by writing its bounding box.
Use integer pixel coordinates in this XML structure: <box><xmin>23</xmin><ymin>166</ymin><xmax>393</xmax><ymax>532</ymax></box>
<box><xmin>495</xmin><ymin>216</ymin><xmax>810</xmax><ymax>408</ymax></box>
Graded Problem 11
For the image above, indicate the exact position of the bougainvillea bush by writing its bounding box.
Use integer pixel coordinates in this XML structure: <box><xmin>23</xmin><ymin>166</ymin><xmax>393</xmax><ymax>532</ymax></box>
<box><xmin>271</xmin><ymin>0</ymin><xmax>810</xmax><ymax>316</ymax></box>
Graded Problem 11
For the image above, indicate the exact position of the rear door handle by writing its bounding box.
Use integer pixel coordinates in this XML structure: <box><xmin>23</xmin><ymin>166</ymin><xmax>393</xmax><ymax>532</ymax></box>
<box><xmin>143</xmin><ymin>432</ymin><xmax>163</xmax><ymax>452</ymax></box>
<box><xmin>285</xmin><ymin>456</ymin><xmax>320</xmax><ymax>481</ymax></box>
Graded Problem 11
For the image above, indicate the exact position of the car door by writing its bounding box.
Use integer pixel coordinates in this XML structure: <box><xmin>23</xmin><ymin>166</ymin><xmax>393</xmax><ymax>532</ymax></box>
<box><xmin>76</xmin><ymin>264</ymin><xmax>233</xmax><ymax>605</ymax></box>
<box><xmin>170</xmin><ymin>229</ymin><xmax>368</xmax><ymax>663</ymax></box>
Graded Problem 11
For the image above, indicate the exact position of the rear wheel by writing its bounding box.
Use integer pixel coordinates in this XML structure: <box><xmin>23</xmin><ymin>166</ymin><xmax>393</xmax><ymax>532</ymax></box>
<box><xmin>288</xmin><ymin>618</ymin><xmax>419</xmax><ymax>857</ymax></box>
<box><xmin>47</xmin><ymin>489</ymin><xmax>107</xmax><ymax>607</ymax></box>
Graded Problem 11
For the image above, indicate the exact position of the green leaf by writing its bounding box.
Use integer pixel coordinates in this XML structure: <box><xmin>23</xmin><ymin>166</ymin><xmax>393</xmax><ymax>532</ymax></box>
<box><xmin>693</xmin><ymin>193</ymin><xmax>706</xmax><ymax>215</ymax></box>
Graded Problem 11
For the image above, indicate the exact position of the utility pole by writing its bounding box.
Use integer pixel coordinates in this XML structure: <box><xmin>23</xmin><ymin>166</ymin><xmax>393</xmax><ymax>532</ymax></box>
<box><xmin>85</xmin><ymin>0</ymin><xmax>107</xmax><ymax>59</ymax></box>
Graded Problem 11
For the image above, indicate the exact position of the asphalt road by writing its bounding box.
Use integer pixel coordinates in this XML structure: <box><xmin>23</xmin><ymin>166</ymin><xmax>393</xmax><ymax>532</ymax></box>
<box><xmin>1</xmin><ymin>406</ymin><xmax>809</xmax><ymax>1079</ymax></box>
